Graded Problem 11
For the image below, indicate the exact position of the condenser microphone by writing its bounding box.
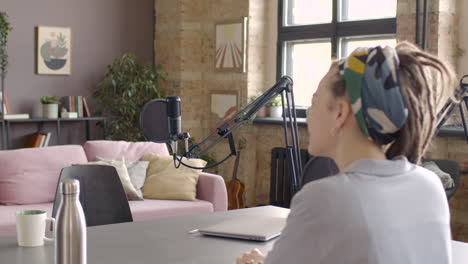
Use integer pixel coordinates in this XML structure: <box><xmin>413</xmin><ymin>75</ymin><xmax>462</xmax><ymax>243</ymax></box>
<box><xmin>140</xmin><ymin>96</ymin><xmax>188</xmax><ymax>155</ymax></box>
<box><xmin>167</xmin><ymin>96</ymin><xmax>181</xmax><ymax>141</ymax></box>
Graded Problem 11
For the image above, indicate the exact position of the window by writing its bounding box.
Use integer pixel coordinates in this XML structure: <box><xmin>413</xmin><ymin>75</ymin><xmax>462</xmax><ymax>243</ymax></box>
<box><xmin>278</xmin><ymin>0</ymin><xmax>397</xmax><ymax>106</ymax></box>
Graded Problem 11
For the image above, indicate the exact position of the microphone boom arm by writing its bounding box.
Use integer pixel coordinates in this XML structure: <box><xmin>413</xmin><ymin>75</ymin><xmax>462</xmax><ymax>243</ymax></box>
<box><xmin>177</xmin><ymin>76</ymin><xmax>303</xmax><ymax>193</ymax></box>
<box><xmin>436</xmin><ymin>75</ymin><xmax>468</xmax><ymax>142</ymax></box>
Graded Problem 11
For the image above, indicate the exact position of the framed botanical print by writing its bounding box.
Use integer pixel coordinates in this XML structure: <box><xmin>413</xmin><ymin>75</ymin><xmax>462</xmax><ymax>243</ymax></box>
<box><xmin>36</xmin><ymin>26</ymin><xmax>71</xmax><ymax>75</ymax></box>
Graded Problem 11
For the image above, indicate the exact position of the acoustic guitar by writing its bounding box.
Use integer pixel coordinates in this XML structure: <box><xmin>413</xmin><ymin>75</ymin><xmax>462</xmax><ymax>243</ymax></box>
<box><xmin>226</xmin><ymin>151</ymin><xmax>245</xmax><ymax>210</ymax></box>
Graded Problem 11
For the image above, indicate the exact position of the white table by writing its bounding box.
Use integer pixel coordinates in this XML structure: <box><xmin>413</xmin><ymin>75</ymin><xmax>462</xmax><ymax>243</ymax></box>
<box><xmin>453</xmin><ymin>240</ymin><xmax>468</xmax><ymax>263</ymax></box>
<box><xmin>0</xmin><ymin>206</ymin><xmax>466</xmax><ymax>263</ymax></box>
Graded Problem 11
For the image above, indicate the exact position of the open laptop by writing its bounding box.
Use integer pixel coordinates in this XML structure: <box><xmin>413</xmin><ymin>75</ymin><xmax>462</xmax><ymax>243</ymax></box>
<box><xmin>198</xmin><ymin>215</ymin><xmax>287</xmax><ymax>242</ymax></box>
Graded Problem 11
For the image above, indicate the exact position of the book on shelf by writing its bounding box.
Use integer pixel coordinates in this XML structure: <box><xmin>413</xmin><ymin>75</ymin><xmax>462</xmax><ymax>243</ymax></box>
<box><xmin>82</xmin><ymin>97</ymin><xmax>91</xmax><ymax>117</ymax></box>
<box><xmin>24</xmin><ymin>133</ymin><xmax>43</xmax><ymax>148</ymax></box>
<box><xmin>0</xmin><ymin>113</ymin><xmax>30</xmax><ymax>120</ymax></box>
<box><xmin>62</xmin><ymin>96</ymin><xmax>84</xmax><ymax>118</ymax></box>
<box><xmin>0</xmin><ymin>92</ymin><xmax>29</xmax><ymax>120</ymax></box>
<box><xmin>38</xmin><ymin>133</ymin><xmax>46</xmax><ymax>147</ymax></box>
<box><xmin>24</xmin><ymin>132</ymin><xmax>52</xmax><ymax>148</ymax></box>
<box><xmin>61</xmin><ymin>112</ymin><xmax>78</xmax><ymax>118</ymax></box>
<box><xmin>76</xmin><ymin>96</ymin><xmax>83</xmax><ymax>117</ymax></box>
<box><xmin>42</xmin><ymin>132</ymin><xmax>51</xmax><ymax>147</ymax></box>
<box><xmin>0</xmin><ymin>92</ymin><xmax>9</xmax><ymax>115</ymax></box>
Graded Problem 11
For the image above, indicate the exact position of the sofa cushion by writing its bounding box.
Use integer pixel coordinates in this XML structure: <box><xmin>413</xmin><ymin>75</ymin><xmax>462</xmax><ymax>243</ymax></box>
<box><xmin>129</xmin><ymin>199</ymin><xmax>213</xmax><ymax>222</ymax></box>
<box><xmin>83</xmin><ymin>140</ymin><xmax>169</xmax><ymax>163</ymax></box>
<box><xmin>126</xmin><ymin>160</ymin><xmax>150</xmax><ymax>199</ymax></box>
<box><xmin>0</xmin><ymin>145</ymin><xmax>88</xmax><ymax>205</ymax></box>
<box><xmin>0</xmin><ymin>203</ymin><xmax>53</xmax><ymax>237</ymax></box>
<box><xmin>74</xmin><ymin>157</ymin><xmax>141</xmax><ymax>200</ymax></box>
<box><xmin>96</xmin><ymin>156</ymin><xmax>149</xmax><ymax>199</ymax></box>
<box><xmin>141</xmin><ymin>153</ymin><xmax>207</xmax><ymax>201</ymax></box>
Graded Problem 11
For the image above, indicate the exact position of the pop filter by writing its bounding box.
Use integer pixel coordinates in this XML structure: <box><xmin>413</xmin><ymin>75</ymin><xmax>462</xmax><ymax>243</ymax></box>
<box><xmin>140</xmin><ymin>99</ymin><xmax>170</xmax><ymax>143</ymax></box>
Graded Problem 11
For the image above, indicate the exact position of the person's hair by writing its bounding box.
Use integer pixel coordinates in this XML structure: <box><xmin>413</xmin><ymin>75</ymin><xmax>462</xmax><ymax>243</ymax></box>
<box><xmin>330</xmin><ymin>41</ymin><xmax>457</xmax><ymax>164</ymax></box>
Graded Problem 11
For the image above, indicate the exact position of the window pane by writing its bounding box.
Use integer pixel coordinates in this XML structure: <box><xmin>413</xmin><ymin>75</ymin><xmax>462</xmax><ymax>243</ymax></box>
<box><xmin>341</xmin><ymin>0</ymin><xmax>396</xmax><ymax>21</ymax></box>
<box><xmin>283</xmin><ymin>40</ymin><xmax>332</xmax><ymax>106</ymax></box>
<box><xmin>284</xmin><ymin>0</ymin><xmax>332</xmax><ymax>26</ymax></box>
<box><xmin>340</xmin><ymin>37</ymin><xmax>396</xmax><ymax>58</ymax></box>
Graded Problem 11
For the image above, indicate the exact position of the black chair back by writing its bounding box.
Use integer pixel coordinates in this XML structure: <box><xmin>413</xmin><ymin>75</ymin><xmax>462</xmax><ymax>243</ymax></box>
<box><xmin>52</xmin><ymin>165</ymin><xmax>133</xmax><ymax>227</ymax></box>
<box><xmin>301</xmin><ymin>156</ymin><xmax>339</xmax><ymax>188</ymax></box>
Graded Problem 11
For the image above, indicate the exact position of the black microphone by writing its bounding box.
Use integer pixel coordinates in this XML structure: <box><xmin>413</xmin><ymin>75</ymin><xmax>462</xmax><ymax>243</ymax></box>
<box><xmin>167</xmin><ymin>96</ymin><xmax>181</xmax><ymax>141</ymax></box>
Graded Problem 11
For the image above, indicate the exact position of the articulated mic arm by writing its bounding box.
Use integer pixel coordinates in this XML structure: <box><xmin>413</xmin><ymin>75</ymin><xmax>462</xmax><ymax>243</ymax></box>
<box><xmin>174</xmin><ymin>76</ymin><xmax>303</xmax><ymax>193</ymax></box>
<box><xmin>436</xmin><ymin>75</ymin><xmax>468</xmax><ymax>142</ymax></box>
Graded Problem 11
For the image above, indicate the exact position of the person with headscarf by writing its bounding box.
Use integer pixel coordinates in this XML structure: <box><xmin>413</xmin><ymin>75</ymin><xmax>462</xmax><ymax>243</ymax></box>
<box><xmin>237</xmin><ymin>42</ymin><xmax>457</xmax><ymax>264</ymax></box>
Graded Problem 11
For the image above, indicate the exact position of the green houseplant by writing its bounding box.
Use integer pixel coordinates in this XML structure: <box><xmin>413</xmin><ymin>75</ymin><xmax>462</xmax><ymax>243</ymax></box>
<box><xmin>0</xmin><ymin>12</ymin><xmax>12</xmax><ymax>116</ymax></box>
<box><xmin>41</xmin><ymin>96</ymin><xmax>61</xmax><ymax>119</ymax></box>
<box><xmin>0</xmin><ymin>12</ymin><xmax>12</xmax><ymax>76</ymax></box>
<box><xmin>40</xmin><ymin>96</ymin><xmax>61</xmax><ymax>104</ymax></box>
<box><xmin>94</xmin><ymin>52</ymin><xmax>166</xmax><ymax>141</ymax></box>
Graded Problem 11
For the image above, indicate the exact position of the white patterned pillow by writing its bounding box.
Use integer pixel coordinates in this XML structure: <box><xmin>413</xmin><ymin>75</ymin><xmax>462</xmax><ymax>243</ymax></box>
<box><xmin>73</xmin><ymin>157</ymin><xmax>140</xmax><ymax>200</ymax></box>
<box><xmin>422</xmin><ymin>161</ymin><xmax>455</xmax><ymax>189</ymax></box>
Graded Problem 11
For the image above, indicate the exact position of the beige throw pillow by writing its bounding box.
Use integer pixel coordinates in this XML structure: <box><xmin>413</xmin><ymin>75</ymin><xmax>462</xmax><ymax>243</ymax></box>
<box><xmin>141</xmin><ymin>153</ymin><xmax>207</xmax><ymax>201</ymax></box>
<box><xmin>73</xmin><ymin>157</ymin><xmax>140</xmax><ymax>200</ymax></box>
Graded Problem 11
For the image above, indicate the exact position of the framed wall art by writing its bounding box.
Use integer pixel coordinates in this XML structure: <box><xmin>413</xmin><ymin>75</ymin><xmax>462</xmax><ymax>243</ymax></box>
<box><xmin>215</xmin><ymin>17</ymin><xmax>248</xmax><ymax>72</ymax></box>
<box><xmin>36</xmin><ymin>26</ymin><xmax>71</xmax><ymax>75</ymax></box>
<box><xmin>210</xmin><ymin>90</ymin><xmax>239</xmax><ymax>124</ymax></box>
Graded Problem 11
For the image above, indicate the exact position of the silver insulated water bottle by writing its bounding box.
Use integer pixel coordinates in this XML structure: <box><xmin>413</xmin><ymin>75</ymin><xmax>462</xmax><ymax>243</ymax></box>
<box><xmin>55</xmin><ymin>178</ymin><xmax>87</xmax><ymax>264</ymax></box>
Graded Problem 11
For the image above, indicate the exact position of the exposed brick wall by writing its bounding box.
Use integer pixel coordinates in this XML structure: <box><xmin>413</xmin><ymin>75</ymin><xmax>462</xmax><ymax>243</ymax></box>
<box><xmin>154</xmin><ymin>0</ymin><xmax>251</xmax><ymax>201</ymax></box>
<box><xmin>155</xmin><ymin>0</ymin><xmax>248</xmax><ymax>140</ymax></box>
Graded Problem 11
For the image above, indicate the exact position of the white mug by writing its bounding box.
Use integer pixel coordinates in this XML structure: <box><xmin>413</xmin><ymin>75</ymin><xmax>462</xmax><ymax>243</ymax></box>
<box><xmin>16</xmin><ymin>210</ymin><xmax>55</xmax><ymax>247</ymax></box>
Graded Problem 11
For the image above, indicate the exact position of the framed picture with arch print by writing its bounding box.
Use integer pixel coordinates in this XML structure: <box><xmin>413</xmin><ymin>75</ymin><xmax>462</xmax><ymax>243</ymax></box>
<box><xmin>36</xmin><ymin>26</ymin><xmax>71</xmax><ymax>75</ymax></box>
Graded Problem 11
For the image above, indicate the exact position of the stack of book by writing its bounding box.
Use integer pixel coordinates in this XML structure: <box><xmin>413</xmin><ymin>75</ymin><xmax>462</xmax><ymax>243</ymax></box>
<box><xmin>23</xmin><ymin>132</ymin><xmax>52</xmax><ymax>148</ymax></box>
<box><xmin>0</xmin><ymin>92</ymin><xmax>30</xmax><ymax>120</ymax></box>
<box><xmin>0</xmin><ymin>91</ymin><xmax>9</xmax><ymax>114</ymax></box>
<box><xmin>61</xmin><ymin>96</ymin><xmax>91</xmax><ymax>118</ymax></box>
<box><xmin>0</xmin><ymin>113</ymin><xmax>30</xmax><ymax>119</ymax></box>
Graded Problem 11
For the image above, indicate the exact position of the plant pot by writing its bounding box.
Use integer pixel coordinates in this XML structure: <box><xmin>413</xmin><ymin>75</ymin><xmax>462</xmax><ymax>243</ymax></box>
<box><xmin>268</xmin><ymin>106</ymin><xmax>283</xmax><ymax>118</ymax></box>
<box><xmin>43</xmin><ymin>104</ymin><xmax>59</xmax><ymax>119</ymax></box>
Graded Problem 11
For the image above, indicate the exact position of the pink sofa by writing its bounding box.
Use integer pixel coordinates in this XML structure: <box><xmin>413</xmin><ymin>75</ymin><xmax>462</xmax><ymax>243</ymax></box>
<box><xmin>0</xmin><ymin>140</ymin><xmax>227</xmax><ymax>236</ymax></box>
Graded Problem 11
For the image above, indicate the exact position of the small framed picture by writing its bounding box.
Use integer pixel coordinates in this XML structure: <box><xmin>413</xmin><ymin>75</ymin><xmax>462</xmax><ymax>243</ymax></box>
<box><xmin>215</xmin><ymin>17</ymin><xmax>248</xmax><ymax>72</ymax></box>
<box><xmin>210</xmin><ymin>90</ymin><xmax>239</xmax><ymax>124</ymax></box>
<box><xmin>36</xmin><ymin>26</ymin><xmax>71</xmax><ymax>75</ymax></box>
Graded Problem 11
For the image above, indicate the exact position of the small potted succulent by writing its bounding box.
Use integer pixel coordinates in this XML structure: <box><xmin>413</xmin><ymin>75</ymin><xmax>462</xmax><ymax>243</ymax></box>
<box><xmin>41</xmin><ymin>96</ymin><xmax>61</xmax><ymax>119</ymax></box>
<box><xmin>266</xmin><ymin>95</ymin><xmax>282</xmax><ymax>118</ymax></box>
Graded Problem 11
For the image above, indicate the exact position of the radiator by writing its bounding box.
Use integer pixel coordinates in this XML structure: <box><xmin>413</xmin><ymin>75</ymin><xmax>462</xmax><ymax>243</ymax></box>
<box><xmin>270</xmin><ymin>147</ymin><xmax>309</xmax><ymax>208</ymax></box>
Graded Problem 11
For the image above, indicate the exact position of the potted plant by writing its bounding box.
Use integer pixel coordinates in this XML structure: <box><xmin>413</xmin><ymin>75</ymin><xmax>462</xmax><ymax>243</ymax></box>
<box><xmin>94</xmin><ymin>52</ymin><xmax>166</xmax><ymax>141</ymax></box>
<box><xmin>266</xmin><ymin>95</ymin><xmax>282</xmax><ymax>118</ymax></box>
<box><xmin>0</xmin><ymin>12</ymin><xmax>12</xmax><ymax>113</ymax></box>
<box><xmin>41</xmin><ymin>96</ymin><xmax>61</xmax><ymax>119</ymax></box>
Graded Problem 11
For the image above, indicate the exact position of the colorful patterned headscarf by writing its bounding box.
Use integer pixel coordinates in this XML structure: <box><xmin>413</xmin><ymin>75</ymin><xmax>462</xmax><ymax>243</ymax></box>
<box><xmin>338</xmin><ymin>46</ymin><xmax>408</xmax><ymax>145</ymax></box>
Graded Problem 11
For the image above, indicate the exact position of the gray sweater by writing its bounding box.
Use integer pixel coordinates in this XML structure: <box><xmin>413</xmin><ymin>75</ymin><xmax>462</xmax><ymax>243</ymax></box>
<box><xmin>265</xmin><ymin>156</ymin><xmax>451</xmax><ymax>264</ymax></box>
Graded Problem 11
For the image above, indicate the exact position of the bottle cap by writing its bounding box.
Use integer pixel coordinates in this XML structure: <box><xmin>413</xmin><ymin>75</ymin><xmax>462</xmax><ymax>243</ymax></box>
<box><xmin>60</xmin><ymin>178</ymin><xmax>80</xmax><ymax>195</ymax></box>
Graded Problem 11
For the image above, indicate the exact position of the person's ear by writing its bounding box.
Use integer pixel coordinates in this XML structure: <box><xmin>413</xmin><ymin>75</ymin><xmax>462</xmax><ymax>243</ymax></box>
<box><xmin>334</xmin><ymin>98</ymin><xmax>351</xmax><ymax>131</ymax></box>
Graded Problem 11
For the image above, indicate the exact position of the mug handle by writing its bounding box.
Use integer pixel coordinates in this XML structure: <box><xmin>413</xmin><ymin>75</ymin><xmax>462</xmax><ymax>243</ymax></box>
<box><xmin>44</xmin><ymin>217</ymin><xmax>55</xmax><ymax>243</ymax></box>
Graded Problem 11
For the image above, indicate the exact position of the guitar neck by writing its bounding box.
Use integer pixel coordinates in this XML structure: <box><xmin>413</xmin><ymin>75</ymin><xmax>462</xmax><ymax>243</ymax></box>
<box><xmin>231</xmin><ymin>151</ymin><xmax>241</xmax><ymax>182</ymax></box>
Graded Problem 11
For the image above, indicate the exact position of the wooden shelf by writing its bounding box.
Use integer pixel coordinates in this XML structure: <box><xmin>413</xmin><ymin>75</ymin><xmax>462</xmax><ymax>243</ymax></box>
<box><xmin>0</xmin><ymin>117</ymin><xmax>107</xmax><ymax>150</ymax></box>
<box><xmin>3</xmin><ymin>117</ymin><xmax>106</xmax><ymax>122</ymax></box>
